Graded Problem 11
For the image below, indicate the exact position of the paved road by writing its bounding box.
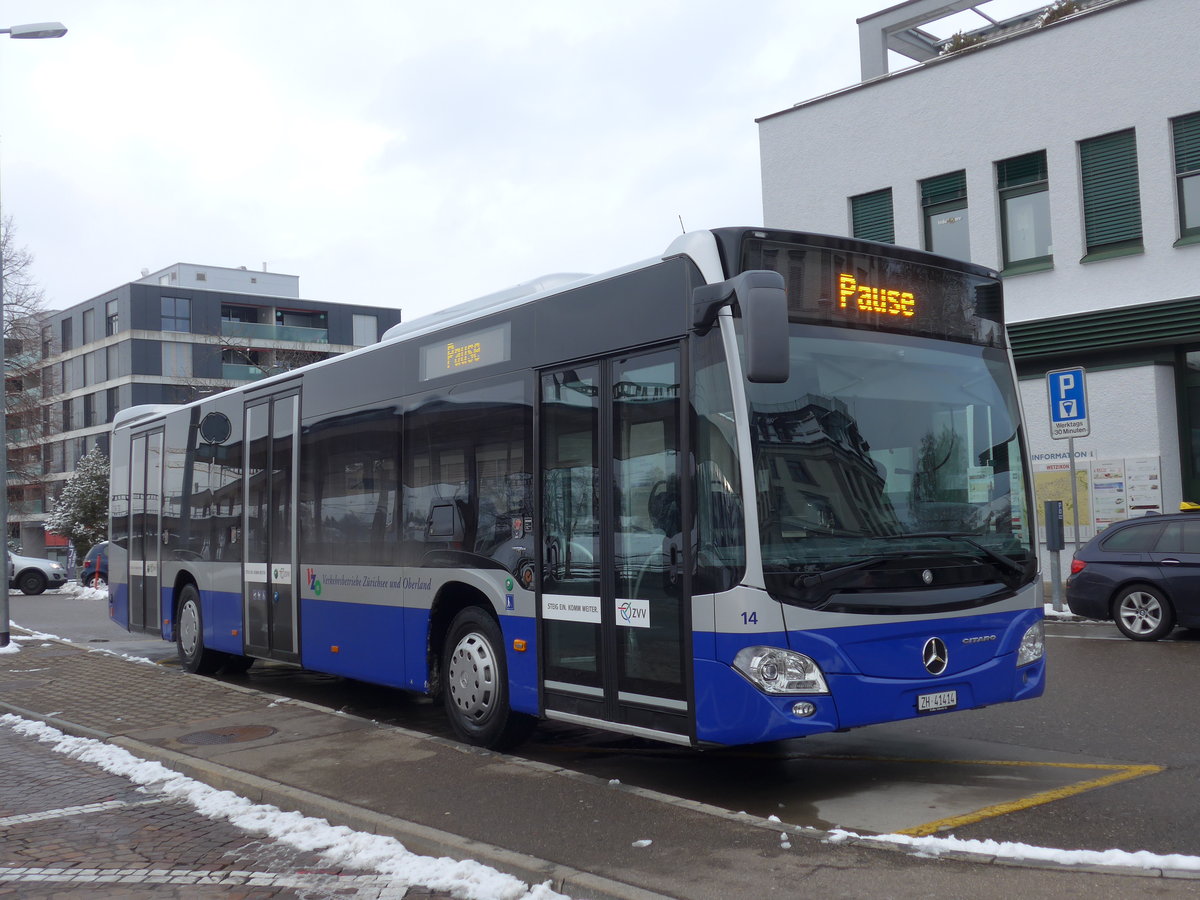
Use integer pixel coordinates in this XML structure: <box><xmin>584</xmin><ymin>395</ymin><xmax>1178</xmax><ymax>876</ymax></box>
<box><xmin>5</xmin><ymin>599</ymin><xmax>1200</xmax><ymax>899</ymax></box>
<box><xmin>9</xmin><ymin>591</ymin><xmax>1200</xmax><ymax>879</ymax></box>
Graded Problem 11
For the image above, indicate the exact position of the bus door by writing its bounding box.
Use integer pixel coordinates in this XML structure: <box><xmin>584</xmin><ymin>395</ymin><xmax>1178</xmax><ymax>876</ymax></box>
<box><xmin>128</xmin><ymin>428</ymin><xmax>163</xmax><ymax>633</ymax></box>
<box><xmin>242</xmin><ymin>390</ymin><xmax>300</xmax><ymax>662</ymax></box>
<box><xmin>539</xmin><ymin>346</ymin><xmax>691</xmax><ymax>742</ymax></box>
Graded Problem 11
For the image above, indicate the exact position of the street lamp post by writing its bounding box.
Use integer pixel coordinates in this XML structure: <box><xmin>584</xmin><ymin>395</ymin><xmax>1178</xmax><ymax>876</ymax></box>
<box><xmin>0</xmin><ymin>20</ymin><xmax>67</xmax><ymax>649</ymax></box>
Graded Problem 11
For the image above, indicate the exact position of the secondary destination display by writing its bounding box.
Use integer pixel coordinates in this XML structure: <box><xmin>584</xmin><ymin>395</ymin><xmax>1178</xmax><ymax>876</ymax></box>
<box><xmin>419</xmin><ymin>322</ymin><xmax>511</xmax><ymax>381</ymax></box>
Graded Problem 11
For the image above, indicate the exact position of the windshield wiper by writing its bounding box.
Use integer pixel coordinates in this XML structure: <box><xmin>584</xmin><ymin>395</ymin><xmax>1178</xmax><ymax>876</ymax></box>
<box><xmin>876</xmin><ymin>532</ymin><xmax>1027</xmax><ymax>577</ymax></box>
<box><xmin>794</xmin><ymin>556</ymin><xmax>887</xmax><ymax>589</ymax></box>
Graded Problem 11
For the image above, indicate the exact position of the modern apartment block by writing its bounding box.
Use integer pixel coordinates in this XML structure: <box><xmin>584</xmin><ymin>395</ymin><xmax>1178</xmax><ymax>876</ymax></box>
<box><xmin>7</xmin><ymin>263</ymin><xmax>401</xmax><ymax>558</ymax></box>
<box><xmin>757</xmin><ymin>0</ymin><xmax>1198</xmax><ymax>566</ymax></box>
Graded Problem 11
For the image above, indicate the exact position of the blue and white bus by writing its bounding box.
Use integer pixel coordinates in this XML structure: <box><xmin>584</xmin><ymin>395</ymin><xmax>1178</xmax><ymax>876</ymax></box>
<box><xmin>109</xmin><ymin>227</ymin><xmax>1045</xmax><ymax>750</ymax></box>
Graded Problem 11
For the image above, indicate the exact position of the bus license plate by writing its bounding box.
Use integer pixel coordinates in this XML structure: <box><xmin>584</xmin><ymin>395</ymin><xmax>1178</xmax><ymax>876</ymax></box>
<box><xmin>918</xmin><ymin>690</ymin><xmax>957</xmax><ymax>712</ymax></box>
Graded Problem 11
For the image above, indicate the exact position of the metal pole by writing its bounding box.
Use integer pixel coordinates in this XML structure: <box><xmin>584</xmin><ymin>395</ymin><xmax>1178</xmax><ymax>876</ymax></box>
<box><xmin>0</xmin><ymin>21</ymin><xmax>68</xmax><ymax>648</ymax></box>
<box><xmin>1068</xmin><ymin>437</ymin><xmax>1082</xmax><ymax>552</ymax></box>
<box><xmin>0</xmin><ymin>190</ymin><xmax>8</xmax><ymax>648</ymax></box>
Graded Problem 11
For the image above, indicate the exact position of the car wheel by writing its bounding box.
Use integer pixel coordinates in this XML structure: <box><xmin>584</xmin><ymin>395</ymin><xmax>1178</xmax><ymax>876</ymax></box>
<box><xmin>441</xmin><ymin>606</ymin><xmax>534</xmax><ymax>750</ymax></box>
<box><xmin>176</xmin><ymin>584</ymin><xmax>227</xmax><ymax>675</ymax></box>
<box><xmin>1112</xmin><ymin>584</ymin><xmax>1176</xmax><ymax>641</ymax></box>
<box><xmin>17</xmin><ymin>571</ymin><xmax>47</xmax><ymax>596</ymax></box>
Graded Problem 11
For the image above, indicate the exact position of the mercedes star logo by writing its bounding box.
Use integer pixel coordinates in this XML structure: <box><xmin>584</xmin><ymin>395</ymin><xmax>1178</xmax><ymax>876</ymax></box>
<box><xmin>922</xmin><ymin>637</ymin><xmax>948</xmax><ymax>675</ymax></box>
<box><xmin>921</xmin><ymin>568</ymin><xmax>934</xmax><ymax>585</ymax></box>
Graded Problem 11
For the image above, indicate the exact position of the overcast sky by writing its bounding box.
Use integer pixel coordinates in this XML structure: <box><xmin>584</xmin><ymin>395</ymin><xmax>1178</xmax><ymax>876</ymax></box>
<box><xmin>1</xmin><ymin>1</ymin><xmax>1044</xmax><ymax>323</ymax></box>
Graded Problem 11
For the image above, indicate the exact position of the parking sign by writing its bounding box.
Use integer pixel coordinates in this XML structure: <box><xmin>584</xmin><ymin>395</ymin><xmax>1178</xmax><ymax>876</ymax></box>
<box><xmin>1047</xmin><ymin>367</ymin><xmax>1089</xmax><ymax>439</ymax></box>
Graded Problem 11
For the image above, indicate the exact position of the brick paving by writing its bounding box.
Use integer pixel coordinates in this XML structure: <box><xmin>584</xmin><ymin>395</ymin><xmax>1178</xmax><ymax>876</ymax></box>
<box><xmin>0</xmin><ymin>706</ymin><xmax>449</xmax><ymax>899</ymax></box>
<box><xmin>1</xmin><ymin>643</ymin><xmax>273</xmax><ymax>733</ymax></box>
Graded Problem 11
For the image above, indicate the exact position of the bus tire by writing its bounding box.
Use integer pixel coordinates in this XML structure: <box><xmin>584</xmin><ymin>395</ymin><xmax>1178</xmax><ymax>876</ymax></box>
<box><xmin>176</xmin><ymin>584</ymin><xmax>226</xmax><ymax>675</ymax></box>
<box><xmin>441</xmin><ymin>606</ymin><xmax>533</xmax><ymax>750</ymax></box>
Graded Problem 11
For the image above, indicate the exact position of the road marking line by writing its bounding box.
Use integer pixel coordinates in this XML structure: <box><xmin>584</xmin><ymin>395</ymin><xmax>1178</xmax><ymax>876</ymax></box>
<box><xmin>0</xmin><ymin>797</ymin><xmax>164</xmax><ymax>828</ymax></box>
<box><xmin>0</xmin><ymin>866</ymin><xmax>403</xmax><ymax>891</ymax></box>
<box><xmin>896</xmin><ymin>759</ymin><xmax>1164</xmax><ymax>837</ymax></box>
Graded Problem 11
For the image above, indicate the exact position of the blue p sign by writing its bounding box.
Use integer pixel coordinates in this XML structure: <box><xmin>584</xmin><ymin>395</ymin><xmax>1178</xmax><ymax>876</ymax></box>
<box><xmin>1047</xmin><ymin>367</ymin><xmax>1089</xmax><ymax>439</ymax></box>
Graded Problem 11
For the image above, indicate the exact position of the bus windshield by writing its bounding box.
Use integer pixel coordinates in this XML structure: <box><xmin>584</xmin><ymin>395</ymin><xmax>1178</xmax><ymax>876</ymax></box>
<box><xmin>744</xmin><ymin>324</ymin><xmax>1034</xmax><ymax>611</ymax></box>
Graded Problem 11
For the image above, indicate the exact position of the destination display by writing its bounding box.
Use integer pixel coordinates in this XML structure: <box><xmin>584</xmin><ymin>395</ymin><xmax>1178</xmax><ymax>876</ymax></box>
<box><xmin>741</xmin><ymin>237</ymin><xmax>1004</xmax><ymax>346</ymax></box>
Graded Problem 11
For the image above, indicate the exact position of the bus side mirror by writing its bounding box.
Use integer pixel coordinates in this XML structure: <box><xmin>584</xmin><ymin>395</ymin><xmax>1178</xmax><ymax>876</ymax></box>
<box><xmin>692</xmin><ymin>270</ymin><xmax>789</xmax><ymax>383</ymax></box>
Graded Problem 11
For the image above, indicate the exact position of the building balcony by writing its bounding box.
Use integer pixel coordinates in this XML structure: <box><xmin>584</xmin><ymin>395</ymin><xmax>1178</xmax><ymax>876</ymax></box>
<box><xmin>221</xmin><ymin>363</ymin><xmax>269</xmax><ymax>382</ymax></box>
<box><xmin>8</xmin><ymin>498</ymin><xmax>44</xmax><ymax>516</ymax></box>
<box><xmin>220</xmin><ymin>320</ymin><xmax>328</xmax><ymax>344</ymax></box>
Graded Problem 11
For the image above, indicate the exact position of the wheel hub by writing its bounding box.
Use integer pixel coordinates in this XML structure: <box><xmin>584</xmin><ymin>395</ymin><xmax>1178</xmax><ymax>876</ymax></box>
<box><xmin>447</xmin><ymin>632</ymin><xmax>496</xmax><ymax>723</ymax></box>
<box><xmin>179</xmin><ymin>602</ymin><xmax>199</xmax><ymax>656</ymax></box>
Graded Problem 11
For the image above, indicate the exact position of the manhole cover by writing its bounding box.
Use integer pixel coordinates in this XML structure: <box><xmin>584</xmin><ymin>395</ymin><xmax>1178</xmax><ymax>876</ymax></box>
<box><xmin>178</xmin><ymin>725</ymin><xmax>278</xmax><ymax>745</ymax></box>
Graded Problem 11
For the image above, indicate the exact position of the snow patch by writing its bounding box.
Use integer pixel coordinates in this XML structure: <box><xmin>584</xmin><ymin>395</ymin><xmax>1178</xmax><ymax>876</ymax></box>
<box><xmin>0</xmin><ymin>714</ymin><xmax>571</xmax><ymax>900</ymax></box>
<box><xmin>826</xmin><ymin>829</ymin><xmax>1200</xmax><ymax>871</ymax></box>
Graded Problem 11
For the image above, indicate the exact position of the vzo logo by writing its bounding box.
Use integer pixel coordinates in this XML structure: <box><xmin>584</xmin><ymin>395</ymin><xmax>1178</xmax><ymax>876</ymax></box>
<box><xmin>306</xmin><ymin>567</ymin><xmax>322</xmax><ymax>597</ymax></box>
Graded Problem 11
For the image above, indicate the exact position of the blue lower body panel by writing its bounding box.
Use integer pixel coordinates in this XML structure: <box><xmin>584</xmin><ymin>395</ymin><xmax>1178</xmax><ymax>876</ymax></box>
<box><xmin>694</xmin><ymin>608</ymin><xmax>1046</xmax><ymax>746</ymax></box>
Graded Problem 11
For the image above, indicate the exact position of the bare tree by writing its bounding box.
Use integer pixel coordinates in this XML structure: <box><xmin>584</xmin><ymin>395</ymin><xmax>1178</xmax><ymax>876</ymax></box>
<box><xmin>177</xmin><ymin>337</ymin><xmax>331</xmax><ymax>402</ymax></box>
<box><xmin>218</xmin><ymin>340</ymin><xmax>329</xmax><ymax>377</ymax></box>
<box><xmin>2</xmin><ymin>216</ymin><xmax>47</xmax><ymax>344</ymax></box>
<box><xmin>2</xmin><ymin>217</ymin><xmax>54</xmax><ymax>510</ymax></box>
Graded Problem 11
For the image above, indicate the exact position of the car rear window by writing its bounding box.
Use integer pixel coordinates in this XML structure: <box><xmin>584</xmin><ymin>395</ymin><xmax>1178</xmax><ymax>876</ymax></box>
<box><xmin>1100</xmin><ymin>522</ymin><xmax>1163</xmax><ymax>551</ymax></box>
<box><xmin>1153</xmin><ymin>520</ymin><xmax>1200</xmax><ymax>553</ymax></box>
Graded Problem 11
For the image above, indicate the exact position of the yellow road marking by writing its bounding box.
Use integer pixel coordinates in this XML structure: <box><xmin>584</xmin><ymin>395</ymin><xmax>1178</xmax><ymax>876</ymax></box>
<box><xmin>892</xmin><ymin>758</ymin><xmax>1164</xmax><ymax>836</ymax></box>
<box><xmin>537</xmin><ymin>743</ymin><xmax>1165</xmax><ymax>836</ymax></box>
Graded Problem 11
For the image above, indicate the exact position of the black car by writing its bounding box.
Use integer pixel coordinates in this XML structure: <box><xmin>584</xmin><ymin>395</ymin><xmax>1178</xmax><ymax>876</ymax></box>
<box><xmin>1066</xmin><ymin>513</ymin><xmax>1200</xmax><ymax>640</ymax></box>
<box><xmin>81</xmin><ymin>541</ymin><xmax>109</xmax><ymax>589</ymax></box>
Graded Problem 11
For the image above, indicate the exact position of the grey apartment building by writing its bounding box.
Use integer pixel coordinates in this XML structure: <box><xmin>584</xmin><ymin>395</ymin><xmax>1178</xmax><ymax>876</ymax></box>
<box><xmin>8</xmin><ymin>263</ymin><xmax>400</xmax><ymax>558</ymax></box>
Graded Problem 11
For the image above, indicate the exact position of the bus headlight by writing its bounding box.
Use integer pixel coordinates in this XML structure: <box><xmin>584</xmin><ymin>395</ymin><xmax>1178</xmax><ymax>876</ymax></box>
<box><xmin>1017</xmin><ymin>621</ymin><xmax>1045</xmax><ymax>666</ymax></box>
<box><xmin>733</xmin><ymin>646</ymin><xmax>828</xmax><ymax>694</ymax></box>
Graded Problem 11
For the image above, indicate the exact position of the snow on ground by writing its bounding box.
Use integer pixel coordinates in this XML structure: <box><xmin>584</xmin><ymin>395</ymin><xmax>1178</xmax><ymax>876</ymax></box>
<box><xmin>56</xmin><ymin>582</ymin><xmax>109</xmax><ymax>602</ymax></box>
<box><xmin>1043</xmin><ymin>602</ymin><xmax>1080</xmax><ymax>621</ymax></box>
<box><xmin>0</xmin><ymin>713</ymin><xmax>569</xmax><ymax>900</ymax></box>
<box><xmin>825</xmin><ymin>828</ymin><xmax>1200</xmax><ymax>872</ymax></box>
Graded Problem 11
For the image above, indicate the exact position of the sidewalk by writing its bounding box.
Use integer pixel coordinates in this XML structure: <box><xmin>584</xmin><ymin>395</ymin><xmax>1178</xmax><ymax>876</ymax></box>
<box><xmin>1</xmin><ymin>628</ymin><xmax>1196</xmax><ymax>900</ymax></box>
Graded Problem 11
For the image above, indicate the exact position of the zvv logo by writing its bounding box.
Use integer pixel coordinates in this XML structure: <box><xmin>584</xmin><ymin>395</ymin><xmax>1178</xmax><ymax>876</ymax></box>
<box><xmin>617</xmin><ymin>600</ymin><xmax>650</xmax><ymax>628</ymax></box>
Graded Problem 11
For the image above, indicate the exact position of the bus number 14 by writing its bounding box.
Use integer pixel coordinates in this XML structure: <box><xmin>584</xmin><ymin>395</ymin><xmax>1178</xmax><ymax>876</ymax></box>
<box><xmin>740</xmin><ymin>611</ymin><xmax>758</xmax><ymax>626</ymax></box>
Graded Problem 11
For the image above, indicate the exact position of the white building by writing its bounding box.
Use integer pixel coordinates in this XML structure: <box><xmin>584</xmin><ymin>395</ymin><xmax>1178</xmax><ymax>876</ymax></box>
<box><xmin>758</xmin><ymin>0</ymin><xmax>1199</xmax><ymax>564</ymax></box>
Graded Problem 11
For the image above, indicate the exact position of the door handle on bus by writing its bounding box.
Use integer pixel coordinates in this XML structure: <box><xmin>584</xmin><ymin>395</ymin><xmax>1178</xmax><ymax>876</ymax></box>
<box><xmin>1159</xmin><ymin>558</ymin><xmax>1182</xmax><ymax>565</ymax></box>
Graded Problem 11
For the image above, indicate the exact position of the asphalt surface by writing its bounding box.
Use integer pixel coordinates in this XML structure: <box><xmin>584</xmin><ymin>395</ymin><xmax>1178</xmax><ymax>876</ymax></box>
<box><xmin>3</xmin><ymin>624</ymin><xmax>1200</xmax><ymax>899</ymax></box>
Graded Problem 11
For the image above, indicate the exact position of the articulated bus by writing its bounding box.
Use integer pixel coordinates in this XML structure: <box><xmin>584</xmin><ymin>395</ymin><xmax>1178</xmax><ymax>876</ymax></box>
<box><xmin>109</xmin><ymin>227</ymin><xmax>1045</xmax><ymax>750</ymax></box>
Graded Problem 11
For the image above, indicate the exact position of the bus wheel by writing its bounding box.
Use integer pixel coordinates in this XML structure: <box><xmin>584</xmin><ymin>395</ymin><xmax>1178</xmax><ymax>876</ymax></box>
<box><xmin>176</xmin><ymin>585</ymin><xmax>226</xmax><ymax>675</ymax></box>
<box><xmin>442</xmin><ymin>607</ymin><xmax>533</xmax><ymax>750</ymax></box>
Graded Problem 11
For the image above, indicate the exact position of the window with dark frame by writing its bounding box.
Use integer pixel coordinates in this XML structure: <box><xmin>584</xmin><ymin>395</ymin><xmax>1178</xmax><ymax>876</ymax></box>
<box><xmin>850</xmin><ymin>188</ymin><xmax>895</xmax><ymax>244</ymax></box>
<box><xmin>1173</xmin><ymin>112</ymin><xmax>1200</xmax><ymax>240</ymax></box>
<box><xmin>161</xmin><ymin>296</ymin><xmax>191</xmax><ymax>332</ymax></box>
<box><xmin>105</xmin><ymin>299</ymin><xmax>119</xmax><ymax>336</ymax></box>
<box><xmin>997</xmin><ymin>150</ymin><xmax>1052</xmax><ymax>270</ymax></box>
<box><xmin>1079</xmin><ymin>129</ymin><xmax>1143</xmax><ymax>259</ymax></box>
<box><xmin>920</xmin><ymin>170</ymin><xmax>970</xmax><ymax>260</ymax></box>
